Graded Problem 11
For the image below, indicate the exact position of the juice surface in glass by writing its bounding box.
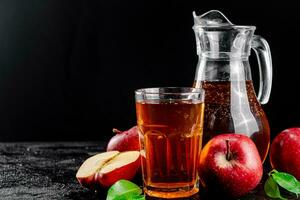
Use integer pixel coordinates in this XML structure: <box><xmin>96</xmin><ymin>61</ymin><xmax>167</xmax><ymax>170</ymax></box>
<box><xmin>136</xmin><ymin>93</ymin><xmax>204</xmax><ymax>198</ymax></box>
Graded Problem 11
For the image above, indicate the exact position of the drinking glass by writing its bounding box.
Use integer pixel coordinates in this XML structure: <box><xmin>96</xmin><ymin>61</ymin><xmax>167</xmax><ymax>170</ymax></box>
<box><xmin>135</xmin><ymin>87</ymin><xmax>205</xmax><ymax>198</ymax></box>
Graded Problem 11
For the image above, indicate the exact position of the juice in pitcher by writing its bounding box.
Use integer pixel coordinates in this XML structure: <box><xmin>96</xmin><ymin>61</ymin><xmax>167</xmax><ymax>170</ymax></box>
<box><xmin>194</xmin><ymin>80</ymin><xmax>270</xmax><ymax>161</ymax></box>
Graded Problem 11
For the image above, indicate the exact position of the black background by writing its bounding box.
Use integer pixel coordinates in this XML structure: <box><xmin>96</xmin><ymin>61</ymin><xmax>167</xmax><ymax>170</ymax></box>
<box><xmin>0</xmin><ymin>0</ymin><xmax>299</xmax><ymax>141</ymax></box>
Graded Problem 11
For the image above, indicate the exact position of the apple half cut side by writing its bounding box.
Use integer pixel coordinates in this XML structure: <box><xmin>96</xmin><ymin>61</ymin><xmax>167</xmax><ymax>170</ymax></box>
<box><xmin>96</xmin><ymin>151</ymin><xmax>141</xmax><ymax>188</ymax></box>
<box><xmin>76</xmin><ymin>151</ymin><xmax>119</xmax><ymax>189</ymax></box>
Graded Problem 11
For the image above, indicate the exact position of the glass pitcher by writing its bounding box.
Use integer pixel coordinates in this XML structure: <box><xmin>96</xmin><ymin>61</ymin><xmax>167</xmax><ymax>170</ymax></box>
<box><xmin>193</xmin><ymin>10</ymin><xmax>272</xmax><ymax>162</ymax></box>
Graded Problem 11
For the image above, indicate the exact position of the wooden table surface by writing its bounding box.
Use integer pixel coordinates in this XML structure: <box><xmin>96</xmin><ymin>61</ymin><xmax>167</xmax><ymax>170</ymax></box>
<box><xmin>0</xmin><ymin>142</ymin><xmax>298</xmax><ymax>200</ymax></box>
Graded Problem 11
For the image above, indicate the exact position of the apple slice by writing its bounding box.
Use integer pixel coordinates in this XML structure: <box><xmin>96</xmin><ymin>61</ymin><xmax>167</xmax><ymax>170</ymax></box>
<box><xmin>76</xmin><ymin>151</ymin><xmax>119</xmax><ymax>189</ymax></box>
<box><xmin>97</xmin><ymin>151</ymin><xmax>141</xmax><ymax>188</ymax></box>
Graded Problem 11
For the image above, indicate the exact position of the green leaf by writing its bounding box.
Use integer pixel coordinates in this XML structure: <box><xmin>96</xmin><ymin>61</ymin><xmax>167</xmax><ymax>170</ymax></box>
<box><xmin>264</xmin><ymin>176</ymin><xmax>287</xmax><ymax>200</ymax></box>
<box><xmin>269</xmin><ymin>169</ymin><xmax>279</xmax><ymax>176</ymax></box>
<box><xmin>131</xmin><ymin>194</ymin><xmax>147</xmax><ymax>200</ymax></box>
<box><xmin>106</xmin><ymin>180</ymin><xmax>145</xmax><ymax>200</ymax></box>
<box><xmin>271</xmin><ymin>171</ymin><xmax>300</xmax><ymax>196</ymax></box>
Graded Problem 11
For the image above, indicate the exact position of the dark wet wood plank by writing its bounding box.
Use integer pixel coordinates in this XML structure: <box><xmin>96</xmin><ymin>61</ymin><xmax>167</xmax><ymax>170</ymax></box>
<box><xmin>0</xmin><ymin>142</ymin><xmax>298</xmax><ymax>200</ymax></box>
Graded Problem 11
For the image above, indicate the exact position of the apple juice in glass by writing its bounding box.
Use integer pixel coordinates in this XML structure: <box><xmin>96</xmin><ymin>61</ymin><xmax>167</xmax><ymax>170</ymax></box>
<box><xmin>135</xmin><ymin>87</ymin><xmax>204</xmax><ymax>198</ymax></box>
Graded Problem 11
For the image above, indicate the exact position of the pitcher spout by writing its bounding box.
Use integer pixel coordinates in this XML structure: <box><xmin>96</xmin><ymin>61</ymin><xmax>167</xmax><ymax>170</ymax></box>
<box><xmin>193</xmin><ymin>10</ymin><xmax>233</xmax><ymax>27</ymax></box>
<box><xmin>193</xmin><ymin>10</ymin><xmax>255</xmax><ymax>59</ymax></box>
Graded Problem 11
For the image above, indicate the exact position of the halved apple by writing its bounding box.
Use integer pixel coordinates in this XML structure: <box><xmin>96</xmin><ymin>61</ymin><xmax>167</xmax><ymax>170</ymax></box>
<box><xmin>96</xmin><ymin>151</ymin><xmax>141</xmax><ymax>188</ymax></box>
<box><xmin>76</xmin><ymin>151</ymin><xmax>141</xmax><ymax>188</ymax></box>
<box><xmin>76</xmin><ymin>151</ymin><xmax>119</xmax><ymax>189</ymax></box>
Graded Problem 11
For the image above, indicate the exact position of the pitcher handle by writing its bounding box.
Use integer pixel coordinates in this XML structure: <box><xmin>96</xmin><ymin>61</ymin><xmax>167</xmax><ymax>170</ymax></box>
<box><xmin>251</xmin><ymin>35</ymin><xmax>273</xmax><ymax>104</ymax></box>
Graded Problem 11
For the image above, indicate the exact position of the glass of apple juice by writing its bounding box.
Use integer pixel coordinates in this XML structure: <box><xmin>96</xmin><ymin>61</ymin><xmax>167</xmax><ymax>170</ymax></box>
<box><xmin>135</xmin><ymin>87</ymin><xmax>205</xmax><ymax>198</ymax></box>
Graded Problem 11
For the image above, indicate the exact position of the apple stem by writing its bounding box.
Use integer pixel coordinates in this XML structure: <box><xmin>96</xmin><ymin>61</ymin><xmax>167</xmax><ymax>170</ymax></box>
<box><xmin>226</xmin><ymin>139</ymin><xmax>232</xmax><ymax>161</ymax></box>
<box><xmin>112</xmin><ymin>128</ymin><xmax>122</xmax><ymax>134</ymax></box>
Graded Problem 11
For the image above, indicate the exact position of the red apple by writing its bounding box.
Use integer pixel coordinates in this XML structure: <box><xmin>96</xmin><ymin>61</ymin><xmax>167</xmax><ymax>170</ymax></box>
<box><xmin>270</xmin><ymin>127</ymin><xmax>300</xmax><ymax>180</ymax></box>
<box><xmin>106</xmin><ymin>126</ymin><xmax>140</xmax><ymax>152</ymax></box>
<box><xmin>76</xmin><ymin>151</ymin><xmax>141</xmax><ymax>188</ymax></box>
<box><xmin>199</xmin><ymin>134</ymin><xmax>263</xmax><ymax>198</ymax></box>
